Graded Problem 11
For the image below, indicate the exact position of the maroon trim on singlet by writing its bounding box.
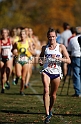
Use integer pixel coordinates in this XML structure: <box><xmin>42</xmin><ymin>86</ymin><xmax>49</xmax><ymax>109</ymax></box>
<box><xmin>1</xmin><ymin>38</ymin><xmax>11</xmax><ymax>46</ymax></box>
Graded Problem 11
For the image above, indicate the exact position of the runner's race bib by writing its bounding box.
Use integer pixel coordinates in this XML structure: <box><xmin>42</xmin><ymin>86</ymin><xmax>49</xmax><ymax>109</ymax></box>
<box><xmin>18</xmin><ymin>54</ymin><xmax>28</xmax><ymax>62</ymax></box>
<box><xmin>48</xmin><ymin>62</ymin><xmax>56</xmax><ymax>68</ymax></box>
<box><xmin>2</xmin><ymin>49</ymin><xmax>9</xmax><ymax>57</ymax></box>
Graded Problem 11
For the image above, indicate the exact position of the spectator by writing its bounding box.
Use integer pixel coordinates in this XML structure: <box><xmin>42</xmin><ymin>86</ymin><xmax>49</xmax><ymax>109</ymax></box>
<box><xmin>66</xmin><ymin>27</ymin><xmax>77</xmax><ymax>77</ymax></box>
<box><xmin>67</xmin><ymin>26</ymin><xmax>81</xmax><ymax>97</ymax></box>
<box><xmin>60</xmin><ymin>22</ymin><xmax>72</xmax><ymax>79</ymax></box>
<box><xmin>56</xmin><ymin>28</ymin><xmax>61</xmax><ymax>44</ymax></box>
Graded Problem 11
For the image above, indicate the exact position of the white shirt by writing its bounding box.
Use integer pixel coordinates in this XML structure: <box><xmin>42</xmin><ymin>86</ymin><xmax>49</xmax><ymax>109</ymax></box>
<box><xmin>60</xmin><ymin>29</ymin><xmax>72</xmax><ymax>48</ymax></box>
<box><xmin>67</xmin><ymin>35</ymin><xmax>81</xmax><ymax>57</ymax></box>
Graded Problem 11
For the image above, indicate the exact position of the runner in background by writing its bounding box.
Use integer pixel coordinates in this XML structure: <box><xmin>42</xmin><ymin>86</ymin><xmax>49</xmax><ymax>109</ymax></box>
<box><xmin>25</xmin><ymin>28</ymin><xmax>36</xmax><ymax>88</ymax></box>
<box><xmin>33</xmin><ymin>36</ymin><xmax>41</xmax><ymax>70</ymax></box>
<box><xmin>10</xmin><ymin>28</ymin><xmax>20</xmax><ymax>85</ymax></box>
<box><xmin>12</xmin><ymin>29</ymin><xmax>35</xmax><ymax>95</ymax></box>
<box><xmin>0</xmin><ymin>28</ymin><xmax>13</xmax><ymax>93</ymax></box>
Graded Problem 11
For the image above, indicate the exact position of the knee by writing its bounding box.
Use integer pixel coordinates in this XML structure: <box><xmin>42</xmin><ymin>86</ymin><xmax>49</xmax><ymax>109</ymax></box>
<box><xmin>16</xmin><ymin>72</ymin><xmax>21</xmax><ymax>78</ymax></box>
<box><xmin>6</xmin><ymin>67</ymin><xmax>10</xmax><ymax>74</ymax></box>
<box><xmin>22</xmin><ymin>76</ymin><xmax>26</xmax><ymax>83</ymax></box>
<box><xmin>51</xmin><ymin>94</ymin><xmax>56</xmax><ymax>100</ymax></box>
<box><xmin>44</xmin><ymin>88</ymin><xmax>49</xmax><ymax>95</ymax></box>
<box><xmin>1</xmin><ymin>73</ymin><xmax>6</xmax><ymax>80</ymax></box>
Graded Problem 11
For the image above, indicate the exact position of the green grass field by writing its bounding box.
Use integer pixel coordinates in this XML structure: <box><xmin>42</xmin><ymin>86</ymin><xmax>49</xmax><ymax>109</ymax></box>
<box><xmin>0</xmin><ymin>70</ymin><xmax>81</xmax><ymax>124</ymax></box>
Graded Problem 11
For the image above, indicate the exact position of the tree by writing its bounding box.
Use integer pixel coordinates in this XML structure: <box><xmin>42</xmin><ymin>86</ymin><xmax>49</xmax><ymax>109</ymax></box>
<box><xmin>0</xmin><ymin>0</ymin><xmax>80</xmax><ymax>41</ymax></box>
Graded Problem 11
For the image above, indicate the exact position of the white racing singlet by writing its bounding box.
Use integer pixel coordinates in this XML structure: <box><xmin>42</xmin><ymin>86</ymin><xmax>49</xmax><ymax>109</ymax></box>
<box><xmin>1</xmin><ymin>38</ymin><xmax>12</xmax><ymax>60</ymax></box>
<box><xmin>43</xmin><ymin>44</ymin><xmax>62</xmax><ymax>77</ymax></box>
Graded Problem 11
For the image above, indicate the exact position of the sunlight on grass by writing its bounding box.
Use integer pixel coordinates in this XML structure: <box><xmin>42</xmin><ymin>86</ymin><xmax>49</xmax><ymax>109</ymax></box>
<box><xmin>0</xmin><ymin>70</ymin><xmax>81</xmax><ymax>124</ymax></box>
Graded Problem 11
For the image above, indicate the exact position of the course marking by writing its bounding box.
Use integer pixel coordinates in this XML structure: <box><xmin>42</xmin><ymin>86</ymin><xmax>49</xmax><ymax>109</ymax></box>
<box><xmin>29</xmin><ymin>84</ymin><xmax>43</xmax><ymax>104</ymax></box>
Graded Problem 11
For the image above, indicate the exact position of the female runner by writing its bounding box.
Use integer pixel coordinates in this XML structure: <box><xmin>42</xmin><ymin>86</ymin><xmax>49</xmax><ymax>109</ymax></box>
<box><xmin>13</xmin><ymin>29</ymin><xmax>34</xmax><ymax>95</ymax></box>
<box><xmin>24</xmin><ymin>27</ymin><xmax>36</xmax><ymax>88</ymax></box>
<box><xmin>0</xmin><ymin>28</ymin><xmax>13</xmax><ymax>93</ymax></box>
<box><xmin>39</xmin><ymin>28</ymin><xmax>71</xmax><ymax>123</ymax></box>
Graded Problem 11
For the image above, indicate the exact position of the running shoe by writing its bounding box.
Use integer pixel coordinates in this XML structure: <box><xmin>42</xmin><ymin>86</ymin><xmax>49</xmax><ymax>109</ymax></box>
<box><xmin>44</xmin><ymin>114</ymin><xmax>51</xmax><ymax>124</ymax></box>
<box><xmin>12</xmin><ymin>77</ymin><xmax>19</xmax><ymax>85</ymax></box>
<box><xmin>1</xmin><ymin>88</ymin><xmax>5</xmax><ymax>93</ymax></box>
<box><xmin>20</xmin><ymin>91</ymin><xmax>25</xmax><ymax>96</ymax></box>
<box><xmin>12</xmin><ymin>78</ymin><xmax>16</xmax><ymax>85</ymax></box>
<box><xmin>15</xmin><ymin>77</ymin><xmax>19</xmax><ymax>85</ymax></box>
<box><xmin>24</xmin><ymin>82</ymin><xmax>30</xmax><ymax>89</ymax></box>
<box><xmin>5</xmin><ymin>81</ymin><xmax>10</xmax><ymax>90</ymax></box>
<box><xmin>49</xmin><ymin>111</ymin><xmax>53</xmax><ymax>116</ymax></box>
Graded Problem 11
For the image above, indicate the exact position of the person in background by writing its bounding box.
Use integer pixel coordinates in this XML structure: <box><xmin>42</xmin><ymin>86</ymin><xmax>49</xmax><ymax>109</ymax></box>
<box><xmin>78</xmin><ymin>35</ymin><xmax>81</xmax><ymax>83</ymax></box>
<box><xmin>65</xmin><ymin>27</ymin><xmax>77</xmax><ymax>80</ymax></box>
<box><xmin>24</xmin><ymin>27</ymin><xmax>36</xmax><ymax>88</ymax></box>
<box><xmin>39</xmin><ymin>28</ymin><xmax>71</xmax><ymax>123</ymax></box>
<box><xmin>33</xmin><ymin>36</ymin><xmax>41</xmax><ymax>70</ymax></box>
<box><xmin>12</xmin><ymin>29</ymin><xmax>35</xmax><ymax>95</ymax></box>
<box><xmin>60</xmin><ymin>22</ymin><xmax>72</xmax><ymax>79</ymax></box>
<box><xmin>56</xmin><ymin>29</ymin><xmax>61</xmax><ymax>44</ymax></box>
<box><xmin>10</xmin><ymin>28</ymin><xmax>20</xmax><ymax>85</ymax></box>
<box><xmin>67</xmin><ymin>27</ymin><xmax>81</xmax><ymax>97</ymax></box>
<box><xmin>0</xmin><ymin>28</ymin><xmax>13</xmax><ymax>93</ymax></box>
<box><xmin>68</xmin><ymin>27</ymin><xmax>77</xmax><ymax>44</ymax></box>
<box><xmin>11</xmin><ymin>28</ymin><xmax>20</xmax><ymax>44</ymax></box>
<box><xmin>12</xmin><ymin>29</ymin><xmax>30</xmax><ymax>95</ymax></box>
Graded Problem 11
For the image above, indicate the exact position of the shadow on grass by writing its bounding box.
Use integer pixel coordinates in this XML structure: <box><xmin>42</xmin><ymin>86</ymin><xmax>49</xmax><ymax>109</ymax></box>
<box><xmin>1</xmin><ymin>110</ymin><xmax>81</xmax><ymax>117</ymax></box>
<box><xmin>5</xmin><ymin>93</ymin><xmax>43</xmax><ymax>96</ymax></box>
<box><xmin>1</xmin><ymin>109</ymin><xmax>44</xmax><ymax>115</ymax></box>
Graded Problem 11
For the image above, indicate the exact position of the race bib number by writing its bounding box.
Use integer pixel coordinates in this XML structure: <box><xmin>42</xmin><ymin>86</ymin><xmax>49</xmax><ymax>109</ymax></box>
<box><xmin>18</xmin><ymin>55</ymin><xmax>28</xmax><ymax>62</ymax></box>
<box><xmin>48</xmin><ymin>62</ymin><xmax>56</xmax><ymax>68</ymax></box>
<box><xmin>2</xmin><ymin>49</ymin><xmax>9</xmax><ymax>56</ymax></box>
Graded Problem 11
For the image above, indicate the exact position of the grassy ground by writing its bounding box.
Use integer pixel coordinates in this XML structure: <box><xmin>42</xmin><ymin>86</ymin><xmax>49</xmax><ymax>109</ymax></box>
<box><xmin>0</xmin><ymin>70</ymin><xmax>81</xmax><ymax>124</ymax></box>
